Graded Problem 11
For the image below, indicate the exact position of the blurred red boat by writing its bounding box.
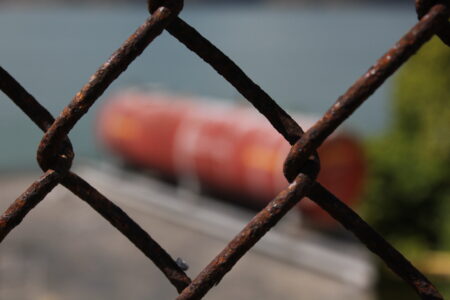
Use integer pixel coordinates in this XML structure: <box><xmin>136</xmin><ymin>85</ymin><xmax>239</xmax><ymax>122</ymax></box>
<box><xmin>96</xmin><ymin>91</ymin><xmax>365</xmax><ymax>226</ymax></box>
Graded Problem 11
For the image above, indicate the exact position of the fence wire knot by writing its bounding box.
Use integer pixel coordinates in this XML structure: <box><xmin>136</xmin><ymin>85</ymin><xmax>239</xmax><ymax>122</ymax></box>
<box><xmin>37</xmin><ymin>138</ymin><xmax>74</xmax><ymax>173</ymax></box>
<box><xmin>416</xmin><ymin>0</ymin><xmax>450</xmax><ymax>45</ymax></box>
<box><xmin>283</xmin><ymin>151</ymin><xmax>320</xmax><ymax>183</ymax></box>
<box><xmin>148</xmin><ymin>0</ymin><xmax>184</xmax><ymax>14</ymax></box>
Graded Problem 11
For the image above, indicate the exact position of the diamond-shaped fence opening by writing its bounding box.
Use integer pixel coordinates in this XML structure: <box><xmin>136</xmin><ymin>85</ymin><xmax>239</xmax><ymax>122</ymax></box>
<box><xmin>0</xmin><ymin>1</ymin><xmax>449</xmax><ymax>299</ymax></box>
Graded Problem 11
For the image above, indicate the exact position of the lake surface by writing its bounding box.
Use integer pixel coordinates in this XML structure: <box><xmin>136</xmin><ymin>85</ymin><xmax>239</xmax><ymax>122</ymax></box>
<box><xmin>0</xmin><ymin>4</ymin><xmax>419</xmax><ymax>171</ymax></box>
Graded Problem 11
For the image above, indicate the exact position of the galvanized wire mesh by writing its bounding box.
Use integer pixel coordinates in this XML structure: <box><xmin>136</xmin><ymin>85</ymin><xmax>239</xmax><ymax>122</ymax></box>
<box><xmin>1</xmin><ymin>0</ymin><xmax>449</xmax><ymax>299</ymax></box>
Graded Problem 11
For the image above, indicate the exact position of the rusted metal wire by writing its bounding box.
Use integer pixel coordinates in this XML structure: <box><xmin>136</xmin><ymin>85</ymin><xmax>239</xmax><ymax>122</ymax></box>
<box><xmin>37</xmin><ymin>3</ymin><xmax>181</xmax><ymax>172</ymax></box>
<box><xmin>416</xmin><ymin>0</ymin><xmax>450</xmax><ymax>45</ymax></box>
<box><xmin>0</xmin><ymin>67</ymin><xmax>74</xmax><ymax>170</ymax></box>
<box><xmin>174</xmin><ymin>161</ymin><xmax>320</xmax><ymax>300</ymax></box>
<box><xmin>166</xmin><ymin>17</ymin><xmax>304</xmax><ymax>145</ymax></box>
<box><xmin>309</xmin><ymin>183</ymin><xmax>443</xmax><ymax>300</ymax></box>
<box><xmin>283</xmin><ymin>3</ymin><xmax>449</xmax><ymax>182</ymax></box>
<box><xmin>170</xmin><ymin>4</ymin><xmax>448</xmax><ymax>299</ymax></box>
<box><xmin>0</xmin><ymin>170</ymin><xmax>60</xmax><ymax>243</ymax></box>
<box><xmin>0</xmin><ymin>0</ymin><xmax>448</xmax><ymax>299</ymax></box>
<box><xmin>1</xmin><ymin>5</ymin><xmax>192</xmax><ymax>288</ymax></box>
<box><xmin>61</xmin><ymin>172</ymin><xmax>192</xmax><ymax>292</ymax></box>
<box><xmin>0</xmin><ymin>68</ymin><xmax>192</xmax><ymax>291</ymax></box>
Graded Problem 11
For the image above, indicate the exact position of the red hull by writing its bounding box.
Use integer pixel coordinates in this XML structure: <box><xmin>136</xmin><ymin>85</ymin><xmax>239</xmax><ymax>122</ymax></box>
<box><xmin>97</xmin><ymin>91</ymin><xmax>365</xmax><ymax>224</ymax></box>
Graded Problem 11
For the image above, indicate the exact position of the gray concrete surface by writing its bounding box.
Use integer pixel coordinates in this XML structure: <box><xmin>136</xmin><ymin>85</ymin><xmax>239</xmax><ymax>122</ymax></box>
<box><xmin>0</xmin><ymin>168</ymin><xmax>375</xmax><ymax>300</ymax></box>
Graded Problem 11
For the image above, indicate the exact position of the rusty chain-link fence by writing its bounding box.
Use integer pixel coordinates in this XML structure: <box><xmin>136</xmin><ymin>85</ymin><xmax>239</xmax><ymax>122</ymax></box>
<box><xmin>0</xmin><ymin>0</ymin><xmax>449</xmax><ymax>299</ymax></box>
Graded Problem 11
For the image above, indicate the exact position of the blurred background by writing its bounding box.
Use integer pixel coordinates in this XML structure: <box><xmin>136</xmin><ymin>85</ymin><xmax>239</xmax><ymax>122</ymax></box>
<box><xmin>0</xmin><ymin>0</ymin><xmax>449</xmax><ymax>299</ymax></box>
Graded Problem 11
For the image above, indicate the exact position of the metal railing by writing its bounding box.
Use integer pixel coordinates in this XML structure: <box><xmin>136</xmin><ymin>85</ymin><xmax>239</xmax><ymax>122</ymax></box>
<box><xmin>1</xmin><ymin>0</ymin><xmax>449</xmax><ymax>299</ymax></box>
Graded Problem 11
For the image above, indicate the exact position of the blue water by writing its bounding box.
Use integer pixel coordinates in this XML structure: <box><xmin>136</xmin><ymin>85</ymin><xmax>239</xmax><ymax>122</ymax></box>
<box><xmin>0</xmin><ymin>4</ymin><xmax>419</xmax><ymax>171</ymax></box>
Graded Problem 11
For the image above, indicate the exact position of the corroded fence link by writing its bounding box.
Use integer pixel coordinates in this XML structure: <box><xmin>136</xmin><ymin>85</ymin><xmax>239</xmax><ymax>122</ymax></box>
<box><xmin>0</xmin><ymin>170</ymin><xmax>61</xmax><ymax>242</ymax></box>
<box><xmin>175</xmin><ymin>161</ymin><xmax>320</xmax><ymax>300</ymax></box>
<box><xmin>60</xmin><ymin>172</ymin><xmax>192</xmax><ymax>292</ymax></box>
<box><xmin>0</xmin><ymin>67</ymin><xmax>74</xmax><ymax>170</ymax></box>
<box><xmin>166</xmin><ymin>17</ymin><xmax>305</xmax><ymax>145</ymax></box>
<box><xmin>169</xmin><ymin>4</ymin><xmax>448</xmax><ymax>299</ymax></box>
<box><xmin>309</xmin><ymin>183</ymin><xmax>443</xmax><ymax>300</ymax></box>
<box><xmin>0</xmin><ymin>0</ymin><xmax>448</xmax><ymax>299</ymax></box>
<box><xmin>283</xmin><ymin>3</ymin><xmax>449</xmax><ymax>183</ymax></box>
<box><xmin>0</xmin><ymin>67</ymin><xmax>191</xmax><ymax>291</ymax></box>
<box><xmin>0</xmin><ymin>0</ymin><xmax>191</xmax><ymax>290</ymax></box>
<box><xmin>416</xmin><ymin>0</ymin><xmax>450</xmax><ymax>45</ymax></box>
<box><xmin>37</xmin><ymin>2</ymin><xmax>181</xmax><ymax>172</ymax></box>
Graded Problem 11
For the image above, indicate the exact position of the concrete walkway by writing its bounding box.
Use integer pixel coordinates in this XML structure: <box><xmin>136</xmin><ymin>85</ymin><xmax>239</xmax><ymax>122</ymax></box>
<box><xmin>0</xmin><ymin>167</ymin><xmax>374</xmax><ymax>300</ymax></box>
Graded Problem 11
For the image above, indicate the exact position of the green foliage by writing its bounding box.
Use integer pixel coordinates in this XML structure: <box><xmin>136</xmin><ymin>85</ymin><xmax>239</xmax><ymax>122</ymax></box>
<box><xmin>363</xmin><ymin>37</ymin><xmax>450</xmax><ymax>295</ymax></box>
<box><xmin>364</xmin><ymin>37</ymin><xmax>450</xmax><ymax>255</ymax></box>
